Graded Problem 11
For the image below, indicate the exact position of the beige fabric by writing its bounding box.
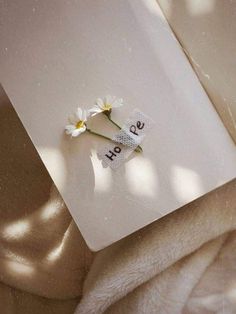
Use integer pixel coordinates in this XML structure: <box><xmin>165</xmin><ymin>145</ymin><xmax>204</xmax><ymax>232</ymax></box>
<box><xmin>76</xmin><ymin>180</ymin><xmax>236</xmax><ymax>313</ymax></box>
<box><xmin>0</xmin><ymin>281</ymin><xmax>78</xmax><ymax>314</ymax></box>
<box><xmin>0</xmin><ymin>88</ymin><xmax>93</xmax><ymax>312</ymax></box>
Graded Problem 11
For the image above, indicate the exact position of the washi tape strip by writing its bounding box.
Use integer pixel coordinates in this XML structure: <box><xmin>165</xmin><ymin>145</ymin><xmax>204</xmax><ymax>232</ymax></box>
<box><xmin>98</xmin><ymin>109</ymin><xmax>155</xmax><ymax>169</ymax></box>
<box><xmin>98</xmin><ymin>143</ymin><xmax>133</xmax><ymax>170</ymax></box>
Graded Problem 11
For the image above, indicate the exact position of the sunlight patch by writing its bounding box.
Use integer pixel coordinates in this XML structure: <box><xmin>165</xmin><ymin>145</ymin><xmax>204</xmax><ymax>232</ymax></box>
<box><xmin>3</xmin><ymin>220</ymin><xmax>30</xmax><ymax>239</ymax></box>
<box><xmin>171</xmin><ymin>165</ymin><xmax>203</xmax><ymax>203</ymax></box>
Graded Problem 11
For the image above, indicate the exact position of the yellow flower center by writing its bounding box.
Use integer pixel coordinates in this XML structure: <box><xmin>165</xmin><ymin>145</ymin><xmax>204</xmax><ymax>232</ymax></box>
<box><xmin>102</xmin><ymin>103</ymin><xmax>112</xmax><ymax>111</ymax></box>
<box><xmin>76</xmin><ymin>120</ymin><xmax>85</xmax><ymax>129</ymax></box>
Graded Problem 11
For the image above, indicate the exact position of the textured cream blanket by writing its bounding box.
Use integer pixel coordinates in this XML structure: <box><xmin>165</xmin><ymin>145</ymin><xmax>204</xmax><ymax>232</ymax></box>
<box><xmin>76</xmin><ymin>180</ymin><xmax>236</xmax><ymax>313</ymax></box>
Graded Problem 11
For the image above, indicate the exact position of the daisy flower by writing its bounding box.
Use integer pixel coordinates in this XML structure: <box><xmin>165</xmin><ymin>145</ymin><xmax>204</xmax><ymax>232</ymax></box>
<box><xmin>65</xmin><ymin>107</ymin><xmax>89</xmax><ymax>137</ymax></box>
<box><xmin>89</xmin><ymin>95</ymin><xmax>123</xmax><ymax>117</ymax></box>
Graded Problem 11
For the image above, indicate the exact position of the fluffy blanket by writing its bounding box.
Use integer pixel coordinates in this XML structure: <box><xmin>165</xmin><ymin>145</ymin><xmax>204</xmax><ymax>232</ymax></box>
<box><xmin>76</xmin><ymin>180</ymin><xmax>236</xmax><ymax>313</ymax></box>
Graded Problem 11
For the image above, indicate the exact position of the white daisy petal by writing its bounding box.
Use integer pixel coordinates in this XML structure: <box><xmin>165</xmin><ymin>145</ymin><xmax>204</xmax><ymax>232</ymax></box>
<box><xmin>65</xmin><ymin>125</ymin><xmax>76</xmax><ymax>134</ymax></box>
<box><xmin>71</xmin><ymin>129</ymin><xmax>80</xmax><ymax>137</ymax></box>
<box><xmin>89</xmin><ymin>107</ymin><xmax>103</xmax><ymax>113</ymax></box>
<box><xmin>76</xmin><ymin>107</ymin><xmax>83</xmax><ymax>120</ymax></box>
<box><xmin>72</xmin><ymin>128</ymin><xmax>84</xmax><ymax>137</ymax></box>
<box><xmin>72</xmin><ymin>125</ymin><xmax>86</xmax><ymax>137</ymax></box>
<box><xmin>113</xmin><ymin>98</ymin><xmax>123</xmax><ymax>108</ymax></box>
<box><xmin>80</xmin><ymin>125</ymin><xmax>86</xmax><ymax>133</ymax></box>
<box><xmin>95</xmin><ymin>104</ymin><xmax>103</xmax><ymax>111</ymax></box>
<box><xmin>89</xmin><ymin>106</ymin><xmax>103</xmax><ymax>116</ymax></box>
<box><xmin>65</xmin><ymin>129</ymin><xmax>73</xmax><ymax>135</ymax></box>
<box><xmin>90</xmin><ymin>112</ymin><xmax>99</xmax><ymax>117</ymax></box>
<box><xmin>82</xmin><ymin>109</ymin><xmax>87</xmax><ymax>121</ymax></box>
<box><xmin>96</xmin><ymin>98</ymin><xmax>104</xmax><ymax>109</ymax></box>
<box><xmin>105</xmin><ymin>95</ymin><xmax>113</xmax><ymax>105</ymax></box>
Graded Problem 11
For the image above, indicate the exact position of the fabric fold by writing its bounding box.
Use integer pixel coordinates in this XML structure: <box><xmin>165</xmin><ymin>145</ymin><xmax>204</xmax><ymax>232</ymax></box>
<box><xmin>76</xmin><ymin>180</ymin><xmax>236</xmax><ymax>313</ymax></box>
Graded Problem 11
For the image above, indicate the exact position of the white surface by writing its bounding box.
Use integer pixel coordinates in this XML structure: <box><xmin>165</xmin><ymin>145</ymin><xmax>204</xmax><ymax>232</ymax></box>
<box><xmin>0</xmin><ymin>0</ymin><xmax>236</xmax><ymax>250</ymax></box>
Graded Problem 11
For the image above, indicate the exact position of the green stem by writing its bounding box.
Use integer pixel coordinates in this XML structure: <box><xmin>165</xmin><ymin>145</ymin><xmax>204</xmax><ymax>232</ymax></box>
<box><xmin>86</xmin><ymin>128</ymin><xmax>142</xmax><ymax>153</ymax></box>
<box><xmin>105</xmin><ymin>115</ymin><xmax>143</xmax><ymax>153</ymax></box>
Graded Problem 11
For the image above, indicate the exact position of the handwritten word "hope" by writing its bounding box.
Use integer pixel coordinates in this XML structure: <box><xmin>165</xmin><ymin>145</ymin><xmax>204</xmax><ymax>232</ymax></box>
<box><xmin>98</xmin><ymin>109</ymin><xmax>154</xmax><ymax>169</ymax></box>
<box><xmin>105</xmin><ymin>120</ymin><xmax>145</xmax><ymax>161</ymax></box>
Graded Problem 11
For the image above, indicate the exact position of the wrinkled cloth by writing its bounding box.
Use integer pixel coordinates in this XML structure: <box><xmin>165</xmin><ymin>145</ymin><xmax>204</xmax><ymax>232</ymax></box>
<box><xmin>76</xmin><ymin>179</ymin><xmax>236</xmax><ymax>314</ymax></box>
<box><xmin>0</xmin><ymin>88</ymin><xmax>93</xmax><ymax>313</ymax></box>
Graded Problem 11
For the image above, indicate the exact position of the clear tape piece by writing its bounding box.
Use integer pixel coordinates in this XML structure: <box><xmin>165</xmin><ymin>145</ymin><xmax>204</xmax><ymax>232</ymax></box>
<box><xmin>98</xmin><ymin>109</ymin><xmax>155</xmax><ymax>170</ymax></box>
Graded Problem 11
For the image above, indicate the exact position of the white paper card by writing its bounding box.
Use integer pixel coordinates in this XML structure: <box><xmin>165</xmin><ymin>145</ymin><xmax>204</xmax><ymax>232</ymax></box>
<box><xmin>0</xmin><ymin>0</ymin><xmax>236</xmax><ymax>250</ymax></box>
